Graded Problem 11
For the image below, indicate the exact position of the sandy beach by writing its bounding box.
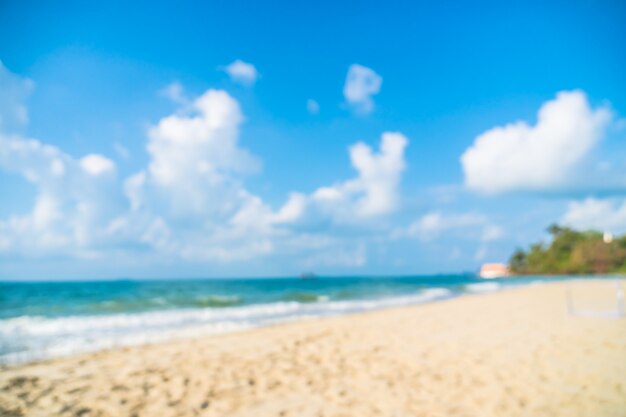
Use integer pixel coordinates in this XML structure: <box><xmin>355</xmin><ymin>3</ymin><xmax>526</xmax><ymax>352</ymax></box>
<box><xmin>1</xmin><ymin>280</ymin><xmax>625</xmax><ymax>417</ymax></box>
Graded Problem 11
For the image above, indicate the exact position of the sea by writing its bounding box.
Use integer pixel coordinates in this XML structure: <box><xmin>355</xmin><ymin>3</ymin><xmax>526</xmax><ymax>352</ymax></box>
<box><xmin>0</xmin><ymin>274</ymin><xmax>606</xmax><ymax>365</ymax></box>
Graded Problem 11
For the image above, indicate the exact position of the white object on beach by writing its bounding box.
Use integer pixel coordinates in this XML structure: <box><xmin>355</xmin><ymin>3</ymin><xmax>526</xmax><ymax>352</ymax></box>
<box><xmin>566</xmin><ymin>279</ymin><xmax>625</xmax><ymax>318</ymax></box>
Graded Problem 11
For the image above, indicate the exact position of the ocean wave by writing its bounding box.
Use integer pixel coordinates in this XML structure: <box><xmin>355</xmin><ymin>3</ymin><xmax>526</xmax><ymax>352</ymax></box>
<box><xmin>193</xmin><ymin>295</ymin><xmax>242</xmax><ymax>308</ymax></box>
<box><xmin>77</xmin><ymin>294</ymin><xmax>244</xmax><ymax>313</ymax></box>
<box><xmin>283</xmin><ymin>292</ymin><xmax>329</xmax><ymax>303</ymax></box>
<box><xmin>0</xmin><ymin>287</ymin><xmax>453</xmax><ymax>365</ymax></box>
<box><xmin>464</xmin><ymin>282</ymin><xmax>501</xmax><ymax>293</ymax></box>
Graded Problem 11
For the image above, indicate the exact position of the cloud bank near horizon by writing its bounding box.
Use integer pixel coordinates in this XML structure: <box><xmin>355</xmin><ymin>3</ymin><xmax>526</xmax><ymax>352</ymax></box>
<box><xmin>0</xmin><ymin>63</ymin><xmax>419</xmax><ymax>269</ymax></box>
<box><xmin>1</xmin><ymin>60</ymin><xmax>624</xmax><ymax>277</ymax></box>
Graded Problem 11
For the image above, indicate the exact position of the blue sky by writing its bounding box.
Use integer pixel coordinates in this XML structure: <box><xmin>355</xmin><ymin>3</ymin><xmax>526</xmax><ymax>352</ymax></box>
<box><xmin>0</xmin><ymin>0</ymin><xmax>625</xmax><ymax>279</ymax></box>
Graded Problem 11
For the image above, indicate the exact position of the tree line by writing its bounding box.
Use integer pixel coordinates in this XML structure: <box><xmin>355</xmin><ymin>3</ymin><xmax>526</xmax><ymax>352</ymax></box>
<box><xmin>509</xmin><ymin>225</ymin><xmax>626</xmax><ymax>275</ymax></box>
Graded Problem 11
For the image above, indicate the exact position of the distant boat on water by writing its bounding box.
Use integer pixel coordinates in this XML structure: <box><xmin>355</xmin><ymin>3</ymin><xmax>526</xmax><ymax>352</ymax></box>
<box><xmin>299</xmin><ymin>272</ymin><xmax>318</xmax><ymax>279</ymax></box>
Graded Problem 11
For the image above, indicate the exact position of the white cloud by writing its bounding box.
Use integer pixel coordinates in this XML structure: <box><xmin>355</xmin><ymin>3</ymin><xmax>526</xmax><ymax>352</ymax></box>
<box><xmin>307</xmin><ymin>99</ymin><xmax>320</xmax><ymax>115</ymax></box>
<box><xmin>123</xmin><ymin>120</ymin><xmax>408</xmax><ymax>260</ymax></box>
<box><xmin>121</xmin><ymin>88</ymin><xmax>277</xmax><ymax>261</ymax></box>
<box><xmin>310</xmin><ymin>132</ymin><xmax>408</xmax><ymax>220</ymax></box>
<box><xmin>0</xmin><ymin>133</ymin><xmax>123</xmax><ymax>255</ymax></box>
<box><xmin>406</xmin><ymin>212</ymin><xmax>487</xmax><ymax>241</ymax></box>
<box><xmin>127</xmin><ymin>125</ymin><xmax>409</xmax><ymax>260</ymax></box>
<box><xmin>561</xmin><ymin>198</ymin><xmax>626</xmax><ymax>234</ymax></box>
<box><xmin>80</xmin><ymin>154</ymin><xmax>115</xmax><ymax>176</ymax></box>
<box><xmin>273</xmin><ymin>192</ymin><xmax>308</xmax><ymax>224</ymax></box>
<box><xmin>0</xmin><ymin>60</ymin><xmax>34</xmax><ymax>131</ymax></box>
<box><xmin>461</xmin><ymin>90</ymin><xmax>613</xmax><ymax>194</ymax></box>
<box><xmin>224</xmin><ymin>60</ymin><xmax>258</xmax><ymax>86</ymax></box>
<box><xmin>159</xmin><ymin>81</ymin><xmax>187</xmax><ymax>104</ymax></box>
<box><xmin>148</xmin><ymin>89</ymin><xmax>258</xmax><ymax>183</ymax></box>
<box><xmin>138</xmin><ymin>89</ymin><xmax>260</xmax><ymax>221</ymax></box>
<box><xmin>0</xmin><ymin>68</ymin><xmax>408</xmax><ymax>268</ymax></box>
<box><xmin>0</xmin><ymin>63</ymin><xmax>121</xmax><ymax>257</ymax></box>
<box><xmin>343</xmin><ymin>64</ymin><xmax>382</xmax><ymax>115</ymax></box>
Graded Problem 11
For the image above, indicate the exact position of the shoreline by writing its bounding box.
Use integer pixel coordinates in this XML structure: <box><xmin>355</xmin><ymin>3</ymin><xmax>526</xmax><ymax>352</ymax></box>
<box><xmin>5</xmin><ymin>275</ymin><xmax>618</xmax><ymax>368</ymax></box>
<box><xmin>0</xmin><ymin>278</ymin><xmax>621</xmax><ymax>368</ymax></box>
<box><xmin>0</xmin><ymin>281</ymin><xmax>501</xmax><ymax>369</ymax></box>
<box><xmin>2</xmin><ymin>280</ymin><xmax>625</xmax><ymax>416</ymax></box>
<box><xmin>0</xmin><ymin>278</ymin><xmax>547</xmax><ymax>367</ymax></box>
<box><xmin>0</xmin><ymin>278</ymin><xmax>516</xmax><ymax>367</ymax></box>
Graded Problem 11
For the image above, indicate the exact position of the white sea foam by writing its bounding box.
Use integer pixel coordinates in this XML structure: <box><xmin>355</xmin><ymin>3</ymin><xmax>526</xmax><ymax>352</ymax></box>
<box><xmin>465</xmin><ymin>282</ymin><xmax>501</xmax><ymax>293</ymax></box>
<box><xmin>0</xmin><ymin>287</ymin><xmax>453</xmax><ymax>365</ymax></box>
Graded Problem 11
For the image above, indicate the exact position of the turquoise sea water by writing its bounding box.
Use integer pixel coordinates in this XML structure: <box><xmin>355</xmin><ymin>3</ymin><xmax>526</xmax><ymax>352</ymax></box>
<box><xmin>0</xmin><ymin>275</ymin><xmax>604</xmax><ymax>365</ymax></box>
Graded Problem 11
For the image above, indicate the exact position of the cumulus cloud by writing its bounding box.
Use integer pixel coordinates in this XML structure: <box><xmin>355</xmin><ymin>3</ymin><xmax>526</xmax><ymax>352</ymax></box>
<box><xmin>343</xmin><ymin>64</ymin><xmax>382</xmax><ymax>115</ymax></box>
<box><xmin>461</xmin><ymin>90</ymin><xmax>613</xmax><ymax>194</ymax></box>
<box><xmin>0</xmin><ymin>65</ymin><xmax>270</xmax><ymax>261</ymax></box>
<box><xmin>0</xmin><ymin>133</ymin><xmax>121</xmax><ymax>256</ymax></box>
<box><xmin>309</xmin><ymin>132</ymin><xmax>408</xmax><ymax>221</ymax></box>
<box><xmin>561</xmin><ymin>198</ymin><xmax>626</xmax><ymax>234</ymax></box>
<box><xmin>80</xmin><ymin>154</ymin><xmax>116</xmax><ymax>176</ymax></box>
<box><xmin>128</xmin><ymin>128</ymin><xmax>408</xmax><ymax>261</ymax></box>
<box><xmin>223</xmin><ymin>60</ymin><xmax>258</xmax><ymax>86</ymax></box>
<box><xmin>0</xmin><ymin>63</ymin><xmax>119</xmax><ymax>257</ymax></box>
<box><xmin>144</xmin><ymin>89</ymin><xmax>259</xmax><ymax>215</ymax></box>
<box><xmin>115</xmin><ymin>128</ymin><xmax>407</xmax><ymax>263</ymax></box>
<box><xmin>0</xmin><ymin>64</ymin><xmax>408</xmax><ymax>269</ymax></box>
<box><xmin>122</xmin><ymin>89</ymin><xmax>278</xmax><ymax>261</ymax></box>
<box><xmin>119</xmin><ymin>91</ymin><xmax>409</xmax><ymax>262</ymax></box>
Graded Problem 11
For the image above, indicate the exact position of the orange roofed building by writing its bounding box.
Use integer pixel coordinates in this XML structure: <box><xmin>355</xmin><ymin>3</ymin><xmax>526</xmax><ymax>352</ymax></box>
<box><xmin>479</xmin><ymin>263</ymin><xmax>510</xmax><ymax>279</ymax></box>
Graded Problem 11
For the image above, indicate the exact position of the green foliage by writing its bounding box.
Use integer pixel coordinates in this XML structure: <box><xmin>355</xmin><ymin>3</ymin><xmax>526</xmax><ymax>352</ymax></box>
<box><xmin>509</xmin><ymin>226</ymin><xmax>625</xmax><ymax>275</ymax></box>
